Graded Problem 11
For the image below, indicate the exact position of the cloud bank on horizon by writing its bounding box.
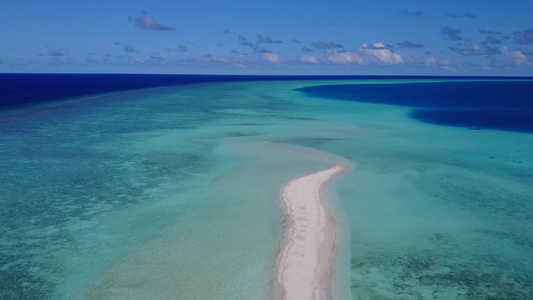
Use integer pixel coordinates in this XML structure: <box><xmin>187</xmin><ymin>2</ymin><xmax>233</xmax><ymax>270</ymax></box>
<box><xmin>0</xmin><ymin>1</ymin><xmax>532</xmax><ymax>75</ymax></box>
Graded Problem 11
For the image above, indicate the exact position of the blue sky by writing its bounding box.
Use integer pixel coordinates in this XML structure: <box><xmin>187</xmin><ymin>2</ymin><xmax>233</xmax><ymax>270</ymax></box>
<box><xmin>1</xmin><ymin>0</ymin><xmax>532</xmax><ymax>75</ymax></box>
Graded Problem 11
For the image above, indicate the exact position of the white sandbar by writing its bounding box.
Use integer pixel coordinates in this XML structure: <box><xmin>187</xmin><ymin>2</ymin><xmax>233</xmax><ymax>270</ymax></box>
<box><xmin>271</xmin><ymin>164</ymin><xmax>346</xmax><ymax>300</ymax></box>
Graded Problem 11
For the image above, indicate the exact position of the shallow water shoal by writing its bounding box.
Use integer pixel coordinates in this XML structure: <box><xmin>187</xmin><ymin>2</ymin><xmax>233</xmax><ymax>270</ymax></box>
<box><xmin>1</xmin><ymin>79</ymin><xmax>532</xmax><ymax>299</ymax></box>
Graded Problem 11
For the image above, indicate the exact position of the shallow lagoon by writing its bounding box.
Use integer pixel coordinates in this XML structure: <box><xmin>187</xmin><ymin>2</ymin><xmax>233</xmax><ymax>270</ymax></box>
<box><xmin>1</xmin><ymin>78</ymin><xmax>532</xmax><ymax>299</ymax></box>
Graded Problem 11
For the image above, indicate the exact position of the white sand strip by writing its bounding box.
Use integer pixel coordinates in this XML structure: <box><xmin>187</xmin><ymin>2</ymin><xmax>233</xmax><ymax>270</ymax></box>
<box><xmin>271</xmin><ymin>164</ymin><xmax>346</xmax><ymax>300</ymax></box>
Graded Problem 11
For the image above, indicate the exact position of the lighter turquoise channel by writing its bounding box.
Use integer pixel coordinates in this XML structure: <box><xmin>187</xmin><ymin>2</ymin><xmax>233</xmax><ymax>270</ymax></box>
<box><xmin>1</xmin><ymin>80</ymin><xmax>532</xmax><ymax>299</ymax></box>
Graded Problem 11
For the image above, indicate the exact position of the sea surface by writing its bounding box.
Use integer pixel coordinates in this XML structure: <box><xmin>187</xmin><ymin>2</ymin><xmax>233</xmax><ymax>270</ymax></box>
<box><xmin>1</xmin><ymin>74</ymin><xmax>532</xmax><ymax>299</ymax></box>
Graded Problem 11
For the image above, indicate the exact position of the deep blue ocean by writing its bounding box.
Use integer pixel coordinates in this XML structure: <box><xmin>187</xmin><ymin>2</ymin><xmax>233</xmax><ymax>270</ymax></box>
<box><xmin>0</xmin><ymin>73</ymin><xmax>389</xmax><ymax>107</ymax></box>
<box><xmin>297</xmin><ymin>81</ymin><xmax>533</xmax><ymax>133</ymax></box>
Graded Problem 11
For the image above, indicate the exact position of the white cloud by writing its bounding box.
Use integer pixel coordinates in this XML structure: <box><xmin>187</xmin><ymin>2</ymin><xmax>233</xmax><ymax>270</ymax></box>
<box><xmin>261</xmin><ymin>53</ymin><xmax>281</xmax><ymax>63</ymax></box>
<box><xmin>424</xmin><ymin>56</ymin><xmax>450</xmax><ymax>70</ymax></box>
<box><xmin>256</xmin><ymin>34</ymin><xmax>282</xmax><ymax>44</ymax></box>
<box><xmin>469</xmin><ymin>41</ymin><xmax>482</xmax><ymax>53</ymax></box>
<box><xmin>359</xmin><ymin>43</ymin><xmax>403</xmax><ymax>64</ymax></box>
<box><xmin>300</xmin><ymin>55</ymin><xmax>318</xmax><ymax>63</ymax></box>
<box><xmin>196</xmin><ymin>55</ymin><xmax>228</xmax><ymax>63</ymax></box>
<box><xmin>192</xmin><ymin>54</ymin><xmax>248</xmax><ymax>69</ymax></box>
<box><xmin>326</xmin><ymin>50</ymin><xmax>363</xmax><ymax>64</ymax></box>
<box><xmin>149</xmin><ymin>55</ymin><xmax>168</xmax><ymax>64</ymax></box>
<box><xmin>323</xmin><ymin>43</ymin><xmax>403</xmax><ymax>65</ymax></box>
<box><xmin>501</xmin><ymin>46</ymin><xmax>528</xmax><ymax>65</ymax></box>
<box><xmin>368</xmin><ymin>42</ymin><xmax>385</xmax><ymax>48</ymax></box>
<box><xmin>425</xmin><ymin>56</ymin><xmax>437</xmax><ymax>65</ymax></box>
<box><xmin>135</xmin><ymin>12</ymin><xmax>174</xmax><ymax>31</ymax></box>
<box><xmin>441</xmin><ymin>60</ymin><xmax>450</xmax><ymax>70</ymax></box>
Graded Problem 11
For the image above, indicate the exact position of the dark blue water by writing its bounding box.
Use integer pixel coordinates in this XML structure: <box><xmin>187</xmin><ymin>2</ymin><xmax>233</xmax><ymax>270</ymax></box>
<box><xmin>0</xmin><ymin>73</ymin><xmax>411</xmax><ymax>108</ymax></box>
<box><xmin>3</xmin><ymin>74</ymin><xmax>523</xmax><ymax>109</ymax></box>
<box><xmin>0</xmin><ymin>73</ymin><xmax>241</xmax><ymax>108</ymax></box>
<box><xmin>297</xmin><ymin>80</ymin><xmax>533</xmax><ymax>133</ymax></box>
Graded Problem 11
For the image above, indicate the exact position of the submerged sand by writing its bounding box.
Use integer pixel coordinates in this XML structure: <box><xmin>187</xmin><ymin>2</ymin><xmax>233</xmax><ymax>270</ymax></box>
<box><xmin>271</xmin><ymin>164</ymin><xmax>347</xmax><ymax>300</ymax></box>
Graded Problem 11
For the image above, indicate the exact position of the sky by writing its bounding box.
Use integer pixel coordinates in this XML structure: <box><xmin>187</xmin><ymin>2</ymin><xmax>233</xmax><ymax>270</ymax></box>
<box><xmin>1</xmin><ymin>0</ymin><xmax>532</xmax><ymax>76</ymax></box>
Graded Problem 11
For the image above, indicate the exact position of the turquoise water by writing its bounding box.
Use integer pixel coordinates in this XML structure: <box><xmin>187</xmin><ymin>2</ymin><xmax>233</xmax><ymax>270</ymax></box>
<box><xmin>1</xmin><ymin>79</ymin><xmax>532</xmax><ymax>299</ymax></box>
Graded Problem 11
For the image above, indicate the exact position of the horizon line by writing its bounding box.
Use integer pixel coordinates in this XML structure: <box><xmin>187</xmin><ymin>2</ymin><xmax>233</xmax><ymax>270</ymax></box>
<box><xmin>1</xmin><ymin>72</ymin><xmax>533</xmax><ymax>80</ymax></box>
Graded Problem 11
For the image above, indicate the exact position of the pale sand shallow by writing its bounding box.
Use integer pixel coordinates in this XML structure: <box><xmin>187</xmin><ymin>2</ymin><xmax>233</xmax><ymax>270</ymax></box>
<box><xmin>271</xmin><ymin>164</ymin><xmax>347</xmax><ymax>300</ymax></box>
